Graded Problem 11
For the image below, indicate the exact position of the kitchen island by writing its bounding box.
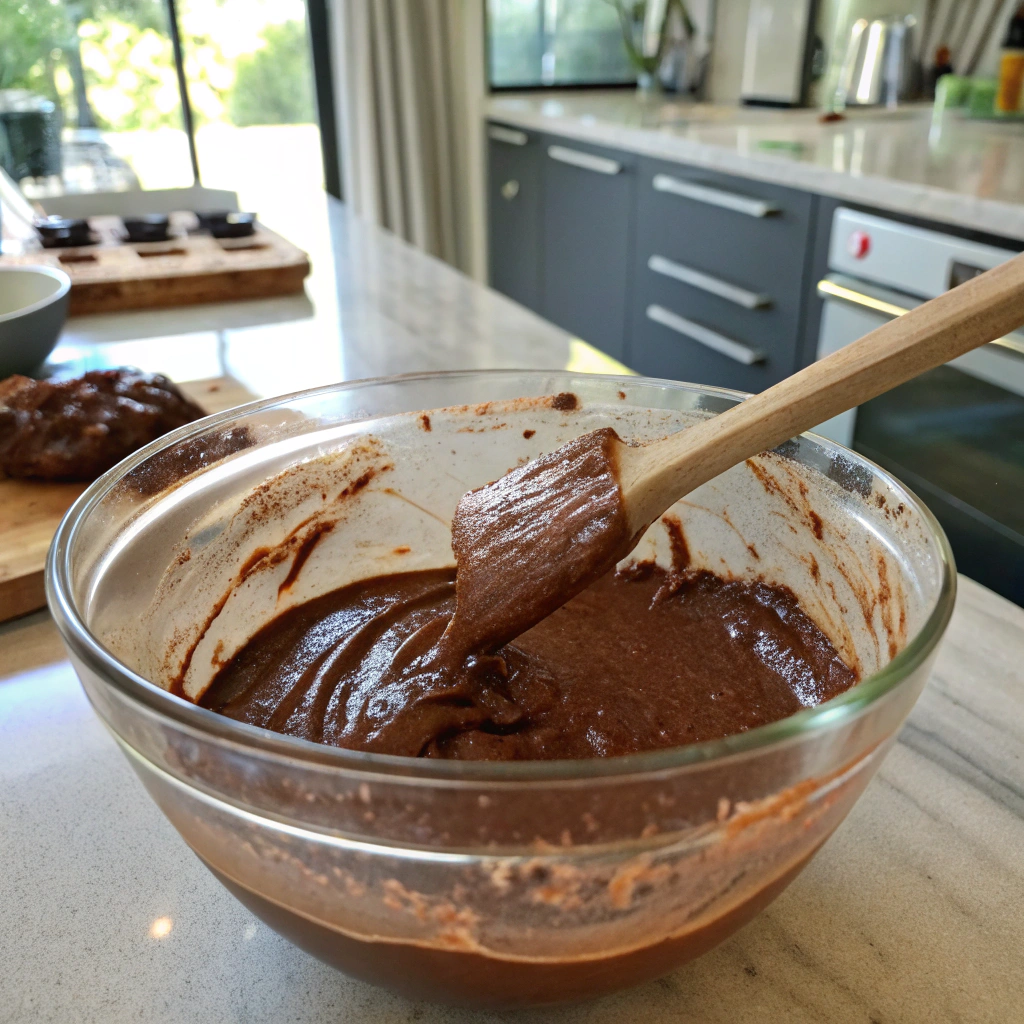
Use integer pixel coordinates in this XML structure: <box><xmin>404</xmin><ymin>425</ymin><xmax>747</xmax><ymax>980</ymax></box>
<box><xmin>2</xmin><ymin>197</ymin><xmax>1022</xmax><ymax>1023</ymax></box>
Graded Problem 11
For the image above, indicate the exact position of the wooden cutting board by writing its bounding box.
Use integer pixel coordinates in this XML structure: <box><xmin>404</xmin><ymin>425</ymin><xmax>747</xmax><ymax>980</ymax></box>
<box><xmin>0</xmin><ymin>218</ymin><xmax>309</xmax><ymax>315</ymax></box>
<box><xmin>0</xmin><ymin>375</ymin><xmax>256</xmax><ymax>623</ymax></box>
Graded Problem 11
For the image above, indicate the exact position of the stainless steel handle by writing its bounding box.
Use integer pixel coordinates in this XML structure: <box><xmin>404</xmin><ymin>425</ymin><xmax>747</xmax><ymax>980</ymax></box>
<box><xmin>817</xmin><ymin>277</ymin><xmax>1024</xmax><ymax>361</ymax></box>
<box><xmin>488</xmin><ymin>125</ymin><xmax>528</xmax><ymax>146</ymax></box>
<box><xmin>816</xmin><ymin>277</ymin><xmax>910</xmax><ymax>318</ymax></box>
<box><xmin>648</xmin><ymin>255</ymin><xmax>771</xmax><ymax>309</ymax></box>
<box><xmin>646</xmin><ymin>304</ymin><xmax>765</xmax><ymax>365</ymax></box>
<box><xmin>992</xmin><ymin>335</ymin><xmax>1024</xmax><ymax>360</ymax></box>
<box><xmin>652</xmin><ymin>174</ymin><xmax>778</xmax><ymax>217</ymax></box>
<box><xmin>548</xmin><ymin>145</ymin><xmax>622</xmax><ymax>175</ymax></box>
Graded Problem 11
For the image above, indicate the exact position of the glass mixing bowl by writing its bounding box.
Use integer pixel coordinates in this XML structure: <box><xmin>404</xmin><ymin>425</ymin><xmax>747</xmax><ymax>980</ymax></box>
<box><xmin>47</xmin><ymin>371</ymin><xmax>955</xmax><ymax>1008</ymax></box>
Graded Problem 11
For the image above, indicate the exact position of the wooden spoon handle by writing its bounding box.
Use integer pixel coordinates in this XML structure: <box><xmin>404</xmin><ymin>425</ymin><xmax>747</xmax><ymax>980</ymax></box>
<box><xmin>621</xmin><ymin>250</ymin><xmax>1024</xmax><ymax>534</ymax></box>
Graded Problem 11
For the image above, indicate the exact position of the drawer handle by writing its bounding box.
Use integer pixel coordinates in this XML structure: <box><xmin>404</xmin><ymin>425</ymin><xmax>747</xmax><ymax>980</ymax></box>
<box><xmin>548</xmin><ymin>145</ymin><xmax>622</xmax><ymax>175</ymax></box>
<box><xmin>500</xmin><ymin>179</ymin><xmax>520</xmax><ymax>200</ymax></box>
<box><xmin>646</xmin><ymin>304</ymin><xmax>765</xmax><ymax>365</ymax></box>
<box><xmin>489</xmin><ymin>125</ymin><xmax>528</xmax><ymax>146</ymax></box>
<box><xmin>648</xmin><ymin>255</ymin><xmax>771</xmax><ymax>309</ymax></box>
<box><xmin>652</xmin><ymin>173</ymin><xmax>778</xmax><ymax>218</ymax></box>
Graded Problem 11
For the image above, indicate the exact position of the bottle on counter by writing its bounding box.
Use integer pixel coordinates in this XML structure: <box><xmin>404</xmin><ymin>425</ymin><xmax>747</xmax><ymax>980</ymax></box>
<box><xmin>928</xmin><ymin>45</ymin><xmax>954</xmax><ymax>98</ymax></box>
<box><xmin>996</xmin><ymin>3</ymin><xmax>1024</xmax><ymax>113</ymax></box>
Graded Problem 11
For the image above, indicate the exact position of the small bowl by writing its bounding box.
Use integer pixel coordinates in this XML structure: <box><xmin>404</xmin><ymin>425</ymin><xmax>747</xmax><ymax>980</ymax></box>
<box><xmin>122</xmin><ymin>214</ymin><xmax>170</xmax><ymax>244</ymax></box>
<box><xmin>196</xmin><ymin>210</ymin><xmax>256</xmax><ymax>238</ymax></box>
<box><xmin>0</xmin><ymin>265</ymin><xmax>71</xmax><ymax>377</ymax></box>
<box><xmin>47</xmin><ymin>371</ymin><xmax>955</xmax><ymax>1007</ymax></box>
<box><xmin>35</xmin><ymin>216</ymin><xmax>94</xmax><ymax>248</ymax></box>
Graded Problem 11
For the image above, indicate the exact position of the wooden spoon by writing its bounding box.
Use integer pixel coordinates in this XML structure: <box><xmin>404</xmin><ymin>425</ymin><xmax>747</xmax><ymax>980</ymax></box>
<box><xmin>617</xmin><ymin>251</ymin><xmax>1024</xmax><ymax>541</ymax></box>
<box><xmin>445</xmin><ymin>252</ymin><xmax>1024</xmax><ymax>655</ymax></box>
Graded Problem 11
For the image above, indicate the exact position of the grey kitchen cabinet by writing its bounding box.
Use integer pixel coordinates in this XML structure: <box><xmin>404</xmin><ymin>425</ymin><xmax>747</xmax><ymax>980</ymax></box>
<box><xmin>487</xmin><ymin>123</ymin><xmax>543</xmax><ymax>311</ymax></box>
<box><xmin>538</xmin><ymin>136</ymin><xmax>636</xmax><ymax>363</ymax></box>
<box><xmin>629</xmin><ymin>157</ymin><xmax>815</xmax><ymax>392</ymax></box>
<box><xmin>485</xmin><ymin>121</ymin><xmax>824</xmax><ymax>385</ymax></box>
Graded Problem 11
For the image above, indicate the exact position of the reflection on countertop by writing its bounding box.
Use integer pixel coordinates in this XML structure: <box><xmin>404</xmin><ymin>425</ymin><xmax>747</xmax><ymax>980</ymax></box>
<box><xmin>487</xmin><ymin>92</ymin><xmax>1024</xmax><ymax>241</ymax></box>
<box><xmin>45</xmin><ymin>193</ymin><xmax>630</xmax><ymax>401</ymax></box>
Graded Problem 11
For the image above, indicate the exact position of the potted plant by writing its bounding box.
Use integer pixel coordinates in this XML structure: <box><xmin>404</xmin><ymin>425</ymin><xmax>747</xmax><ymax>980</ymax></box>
<box><xmin>605</xmin><ymin>0</ymin><xmax>695</xmax><ymax>93</ymax></box>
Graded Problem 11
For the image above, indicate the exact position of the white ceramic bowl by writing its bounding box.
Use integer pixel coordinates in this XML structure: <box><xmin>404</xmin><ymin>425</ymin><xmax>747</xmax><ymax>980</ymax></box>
<box><xmin>0</xmin><ymin>264</ymin><xmax>71</xmax><ymax>377</ymax></box>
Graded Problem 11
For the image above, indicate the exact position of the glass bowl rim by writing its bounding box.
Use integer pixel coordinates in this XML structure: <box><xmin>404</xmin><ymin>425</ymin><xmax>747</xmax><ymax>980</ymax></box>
<box><xmin>46</xmin><ymin>369</ymin><xmax>957</xmax><ymax>784</ymax></box>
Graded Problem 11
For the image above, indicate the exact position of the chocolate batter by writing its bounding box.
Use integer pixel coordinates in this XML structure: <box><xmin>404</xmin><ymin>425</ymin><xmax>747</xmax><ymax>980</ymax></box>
<box><xmin>183</xmin><ymin>414</ymin><xmax>867</xmax><ymax>1007</ymax></box>
<box><xmin>0</xmin><ymin>368</ymin><xmax>205</xmax><ymax>481</ymax></box>
<box><xmin>201</xmin><ymin>562</ymin><xmax>856</xmax><ymax>759</ymax></box>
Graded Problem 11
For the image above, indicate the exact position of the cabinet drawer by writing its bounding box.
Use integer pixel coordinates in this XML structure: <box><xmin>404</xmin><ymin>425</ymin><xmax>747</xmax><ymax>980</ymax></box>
<box><xmin>636</xmin><ymin>156</ymin><xmax>812</xmax><ymax>295</ymax></box>
<box><xmin>487</xmin><ymin>123</ymin><xmax>543</xmax><ymax>311</ymax></box>
<box><xmin>539</xmin><ymin>135</ymin><xmax>636</xmax><ymax>362</ymax></box>
<box><xmin>633</xmin><ymin>156</ymin><xmax>812</xmax><ymax>387</ymax></box>
<box><xmin>630</xmin><ymin>293</ymin><xmax>781</xmax><ymax>393</ymax></box>
<box><xmin>631</xmin><ymin>255</ymin><xmax>801</xmax><ymax>386</ymax></box>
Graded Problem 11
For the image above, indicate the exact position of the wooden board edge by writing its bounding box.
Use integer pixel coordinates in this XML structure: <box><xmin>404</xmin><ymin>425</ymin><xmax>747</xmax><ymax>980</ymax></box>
<box><xmin>0</xmin><ymin>567</ymin><xmax>46</xmax><ymax>624</ymax></box>
<box><xmin>67</xmin><ymin>263</ymin><xmax>310</xmax><ymax>315</ymax></box>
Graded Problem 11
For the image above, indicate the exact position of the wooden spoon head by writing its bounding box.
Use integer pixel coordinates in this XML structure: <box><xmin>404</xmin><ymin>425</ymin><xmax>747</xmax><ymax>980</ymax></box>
<box><xmin>443</xmin><ymin>427</ymin><xmax>636</xmax><ymax>654</ymax></box>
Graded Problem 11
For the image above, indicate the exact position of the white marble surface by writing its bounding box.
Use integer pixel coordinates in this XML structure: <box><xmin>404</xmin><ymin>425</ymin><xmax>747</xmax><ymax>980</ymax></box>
<box><xmin>486</xmin><ymin>92</ymin><xmax>1024</xmax><ymax>242</ymax></box>
<box><xmin>1</xmin><ymin>576</ymin><xmax>1022</xmax><ymax>1023</ymax></box>
<box><xmin>44</xmin><ymin>193</ymin><xmax>627</xmax><ymax>399</ymax></box>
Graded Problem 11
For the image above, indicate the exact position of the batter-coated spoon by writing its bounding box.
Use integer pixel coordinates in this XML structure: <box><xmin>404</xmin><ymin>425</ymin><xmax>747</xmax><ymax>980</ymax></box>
<box><xmin>444</xmin><ymin>252</ymin><xmax>1024</xmax><ymax>656</ymax></box>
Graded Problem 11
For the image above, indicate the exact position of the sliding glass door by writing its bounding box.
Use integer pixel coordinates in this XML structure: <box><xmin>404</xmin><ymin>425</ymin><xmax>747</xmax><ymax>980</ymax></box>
<box><xmin>0</xmin><ymin>0</ymin><xmax>338</xmax><ymax>214</ymax></box>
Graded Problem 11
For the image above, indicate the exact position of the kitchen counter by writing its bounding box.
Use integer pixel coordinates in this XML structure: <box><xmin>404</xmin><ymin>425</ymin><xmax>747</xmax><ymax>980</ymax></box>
<box><xmin>486</xmin><ymin>92</ymin><xmax>1024</xmax><ymax>242</ymax></box>
<box><xmin>44</xmin><ymin>192</ymin><xmax>626</xmax><ymax>393</ymax></box>
<box><xmin>2</xmin><ymin>197</ymin><xmax>1023</xmax><ymax>1022</ymax></box>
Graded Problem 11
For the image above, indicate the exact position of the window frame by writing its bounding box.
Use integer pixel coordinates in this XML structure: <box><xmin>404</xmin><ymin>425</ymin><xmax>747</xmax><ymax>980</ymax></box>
<box><xmin>164</xmin><ymin>0</ymin><xmax>341</xmax><ymax>198</ymax></box>
<box><xmin>483</xmin><ymin>0</ymin><xmax>639</xmax><ymax>93</ymax></box>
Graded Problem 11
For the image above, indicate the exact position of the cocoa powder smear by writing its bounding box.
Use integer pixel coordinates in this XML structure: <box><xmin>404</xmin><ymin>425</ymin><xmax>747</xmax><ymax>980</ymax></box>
<box><xmin>199</xmin><ymin>416</ymin><xmax>858</xmax><ymax>759</ymax></box>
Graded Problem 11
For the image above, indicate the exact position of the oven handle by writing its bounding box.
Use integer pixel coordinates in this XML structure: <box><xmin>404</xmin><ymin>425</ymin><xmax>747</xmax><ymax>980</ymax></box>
<box><xmin>816</xmin><ymin>277</ymin><xmax>911</xmax><ymax>318</ymax></box>
<box><xmin>817</xmin><ymin>278</ymin><xmax>1024</xmax><ymax>361</ymax></box>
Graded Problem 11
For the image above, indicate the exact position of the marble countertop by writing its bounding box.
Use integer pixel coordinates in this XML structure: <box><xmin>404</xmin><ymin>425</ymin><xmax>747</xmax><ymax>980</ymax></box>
<box><xmin>3</xmin><ymin>577</ymin><xmax>1022</xmax><ymax>1023</ymax></box>
<box><xmin>486</xmin><ymin>92</ymin><xmax>1024</xmax><ymax>242</ymax></box>
<box><xmin>2</xmin><ymin>196</ymin><xmax>1023</xmax><ymax>1022</ymax></box>
<box><xmin>43</xmin><ymin>193</ymin><xmax>626</xmax><ymax>393</ymax></box>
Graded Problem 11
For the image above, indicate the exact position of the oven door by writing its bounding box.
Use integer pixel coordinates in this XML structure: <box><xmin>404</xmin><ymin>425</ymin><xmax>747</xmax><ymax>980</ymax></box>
<box><xmin>816</xmin><ymin>273</ymin><xmax>1024</xmax><ymax>605</ymax></box>
<box><xmin>816</xmin><ymin>273</ymin><xmax>1024</xmax><ymax>442</ymax></box>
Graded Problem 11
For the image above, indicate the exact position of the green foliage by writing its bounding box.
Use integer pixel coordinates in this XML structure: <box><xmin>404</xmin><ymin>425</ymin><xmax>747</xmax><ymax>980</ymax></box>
<box><xmin>67</xmin><ymin>0</ymin><xmax>166</xmax><ymax>32</ymax></box>
<box><xmin>78</xmin><ymin>18</ymin><xmax>179</xmax><ymax>130</ymax></box>
<box><xmin>604</xmin><ymin>0</ymin><xmax>693</xmax><ymax>75</ymax></box>
<box><xmin>227</xmin><ymin>20</ymin><xmax>314</xmax><ymax>127</ymax></box>
<box><xmin>0</xmin><ymin>0</ymin><xmax>67</xmax><ymax>92</ymax></box>
<box><xmin>0</xmin><ymin>0</ymin><xmax>165</xmax><ymax>90</ymax></box>
<box><xmin>0</xmin><ymin>2</ymin><xmax>315</xmax><ymax>132</ymax></box>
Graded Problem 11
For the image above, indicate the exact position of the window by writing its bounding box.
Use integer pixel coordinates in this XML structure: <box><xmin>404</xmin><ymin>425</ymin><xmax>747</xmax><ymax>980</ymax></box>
<box><xmin>0</xmin><ymin>0</ymin><xmax>194</xmax><ymax>193</ymax></box>
<box><xmin>487</xmin><ymin>0</ymin><xmax>637</xmax><ymax>89</ymax></box>
<box><xmin>0</xmin><ymin>0</ymin><xmax>336</xmax><ymax>222</ymax></box>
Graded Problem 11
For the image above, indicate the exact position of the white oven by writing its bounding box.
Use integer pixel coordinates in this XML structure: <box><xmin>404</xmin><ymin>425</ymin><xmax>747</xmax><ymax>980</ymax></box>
<box><xmin>816</xmin><ymin>208</ymin><xmax>1024</xmax><ymax>445</ymax></box>
<box><xmin>814</xmin><ymin>208</ymin><xmax>1024</xmax><ymax>605</ymax></box>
